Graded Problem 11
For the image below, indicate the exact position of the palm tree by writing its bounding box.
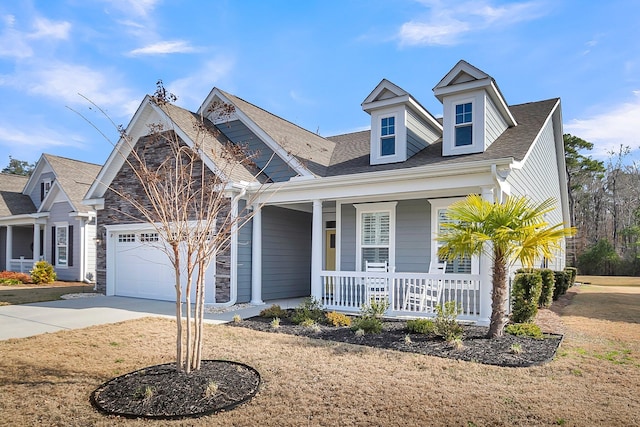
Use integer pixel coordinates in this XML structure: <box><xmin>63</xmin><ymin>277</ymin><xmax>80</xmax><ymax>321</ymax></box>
<box><xmin>437</xmin><ymin>195</ymin><xmax>575</xmax><ymax>338</ymax></box>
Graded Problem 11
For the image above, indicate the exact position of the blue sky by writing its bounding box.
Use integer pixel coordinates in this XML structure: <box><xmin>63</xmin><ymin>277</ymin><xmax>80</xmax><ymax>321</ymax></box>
<box><xmin>1</xmin><ymin>0</ymin><xmax>639</xmax><ymax>167</ymax></box>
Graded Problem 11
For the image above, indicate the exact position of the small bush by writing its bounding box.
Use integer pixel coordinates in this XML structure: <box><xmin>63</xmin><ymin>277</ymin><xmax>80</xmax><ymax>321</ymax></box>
<box><xmin>361</xmin><ymin>298</ymin><xmax>389</xmax><ymax>318</ymax></box>
<box><xmin>552</xmin><ymin>271</ymin><xmax>570</xmax><ymax>300</ymax></box>
<box><xmin>351</xmin><ymin>316</ymin><xmax>382</xmax><ymax>334</ymax></box>
<box><xmin>564</xmin><ymin>267</ymin><xmax>577</xmax><ymax>287</ymax></box>
<box><xmin>511</xmin><ymin>272</ymin><xmax>542</xmax><ymax>323</ymax></box>
<box><xmin>505</xmin><ymin>322</ymin><xmax>543</xmax><ymax>339</ymax></box>
<box><xmin>0</xmin><ymin>271</ymin><xmax>31</xmax><ymax>284</ymax></box>
<box><xmin>406</xmin><ymin>318</ymin><xmax>436</xmax><ymax>335</ymax></box>
<box><xmin>538</xmin><ymin>269</ymin><xmax>555</xmax><ymax>308</ymax></box>
<box><xmin>434</xmin><ymin>301</ymin><xmax>463</xmax><ymax>341</ymax></box>
<box><xmin>510</xmin><ymin>343</ymin><xmax>523</xmax><ymax>354</ymax></box>
<box><xmin>292</xmin><ymin>297</ymin><xmax>325</xmax><ymax>325</ymax></box>
<box><xmin>325</xmin><ymin>311</ymin><xmax>351</xmax><ymax>327</ymax></box>
<box><xmin>232</xmin><ymin>314</ymin><xmax>242</xmax><ymax>323</ymax></box>
<box><xmin>259</xmin><ymin>304</ymin><xmax>288</xmax><ymax>319</ymax></box>
<box><xmin>270</xmin><ymin>317</ymin><xmax>281</xmax><ymax>329</ymax></box>
<box><xmin>30</xmin><ymin>261</ymin><xmax>56</xmax><ymax>284</ymax></box>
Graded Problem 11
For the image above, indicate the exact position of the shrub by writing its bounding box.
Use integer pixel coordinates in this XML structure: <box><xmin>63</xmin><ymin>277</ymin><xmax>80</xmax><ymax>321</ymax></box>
<box><xmin>511</xmin><ymin>272</ymin><xmax>542</xmax><ymax>323</ymax></box>
<box><xmin>406</xmin><ymin>318</ymin><xmax>436</xmax><ymax>335</ymax></box>
<box><xmin>325</xmin><ymin>311</ymin><xmax>351</xmax><ymax>327</ymax></box>
<box><xmin>538</xmin><ymin>269</ymin><xmax>555</xmax><ymax>308</ymax></box>
<box><xmin>259</xmin><ymin>304</ymin><xmax>288</xmax><ymax>319</ymax></box>
<box><xmin>350</xmin><ymin>316</ymin><xmax>382</xmax><ymax>334</ymax></box>
<box><xmin>505</xmin><ymin>322</ymin><xmax>543</xmax><ymax>339</ymax></box>
<box><xmin>552</xmin><ymin>271</ymin><xmax>570</xmax><ymax>300</ymax></box>
<box><xmin>270</xmin><ymin>317</ymin><xmax>281</xmax><ymax>329</ymax></box>
<box><xmin>434</xmin><ymin>301</ymin><xmax>463</xmax><ymax>341</ymax></box>
<box><xmin>0</xmin><ymin>271</ymin><xmax>31</xmax><ymax>284</ymax></box>
<box><xmin>361</xmin><ymin>298</ymin><xmax>389</xmax><ymax>318</ymax></box>
<box><xmin>30</xmin><ymin>261</ymin><xmax>56</xmax><ymax>284</ymax></box>
<box><xmin>564</xmin><ymin>267</ymin><xmax>577</xmax><ymax>287</ymax></box>
<box><xmin>292</xmin><ymin>297</ymin><xmax>325</xmax><ymax>325</ymax></box>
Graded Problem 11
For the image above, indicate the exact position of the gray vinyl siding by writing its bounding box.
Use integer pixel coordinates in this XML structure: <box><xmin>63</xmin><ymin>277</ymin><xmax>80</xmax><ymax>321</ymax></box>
<box><xmin>85</xmin><ymin>221</ymin><xmax>97</xmax><ymax>282</ymax></box>
<box><xmin>261</xmin><ymin>206</ymin><xmax>311</xmax><ymax>300</ymax></box>
<box><xmin>406</xmin><ymin>109</ymin><xmax>440</xmax><ymax>158</ymax></box>
<box><xmin>484</xmin><ymin>95</ymin><xmax>508</xmax><ymax>149</ymax></box>
<box><xmin>29</xmin><ymin>171</ymin><xmax>55</xmax><ymax>208</ymax></box>
<box><xmin>340</xmin><ymin>203</ymin><xmax>356</xmax><ymax>271</ymax></box>
<box><xmin>396</xmin><ymin>199</ymin><xmax>431</xmax><ymax>273</ymax></box>
<box><xmin>47</xmin><ymin>201</ymin><xmax>82</xmax><ymax>281</ymax></box>
<box><xmin>237</xmin><ymin>201</ymin><xmax>252</xmax><ymax>303</ymax></box>
<box><xmin>506</xmin><ymin>116</ymin><xmax>565</xmax><ymax>270</ymax></box>
<box><xmin>217</xmin><ymin>119</ymin><xmax>297</xmax><ymax>182</ymax></box>
<box><xmin>340</xmin><ymin>199</ymin><xmax>431</xmax><ymax>272</ymax></box>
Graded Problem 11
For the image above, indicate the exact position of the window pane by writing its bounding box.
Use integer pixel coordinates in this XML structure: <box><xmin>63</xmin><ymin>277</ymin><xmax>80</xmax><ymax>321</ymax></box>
<box><xmin>455</xmin><ymin>103</ymin><xmax>472</xmax><ymax>124</ymax></box>
<box><xmin>381</xmin><ymin>136</ymin><xmax>395</xmax><ymax>156</ymax></box>
<box><xmin>381</xmin><ymin>116</ymin><xmax>395</xmax><ymax>136</ymax></box>
<box><xmin>57</xmin><ymin>227</ymin><xmax>67</xmax><ymax>245</ymax></box>
<box><xmin>437</xmin><ymin>208</ymin><xmax>471</xmax><ymax>273</ymax></box>
<box><xmin>362</xmin><ymin>247</ymin><xmax>389</xmax><ymax>269</ymax></box>
<box><xmin>455</xmin><ymin>125</ymin><xmax>472</xmax><ymax>146</ymax></box>
<box><xmin>58</xmin><ymin>247</ymin><xmax>67</xmax><ymax>265</ymax></box>
<box><xmin>362</xmin><ymin>212</ymin><xmax>389</xmax><ymax>245</ymax></box>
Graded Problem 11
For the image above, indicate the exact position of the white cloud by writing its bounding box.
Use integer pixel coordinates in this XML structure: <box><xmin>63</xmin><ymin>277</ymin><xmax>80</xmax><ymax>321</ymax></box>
<box><xmin>29</xmin><ymin>16</ymin><xmax>71</xmax><ymax>39</ymax></box>
<box><xmin>129</xmin><ymin>40</ymin><xmax>198</xmax><ymax>56</ymax></box>
<box><xmin>564</xmin><ymin>91</ymin><xmax>640</xmax><ymax>159</ymax></box>
<box><xmin>100</xmin><ymin>0</ymin><xmax>159</xmax><ymax>19</ymax></box>
<box><xmin>1</xmin><ymin>61</ymin><xmax>139</xmax><ymax>117</ymax></box>
<box><xmin>0</xmin><ymin>15</ymin><xmax>70</xmax><ymax>58</ymax></box>
<box><xmin>168</xmin><ymin>57</ymin><xmax>236</xmax><ymax>109</ymax></box>
<box><xmin>398</xmin><ymin>0</ymin><xmax>545</xmax><ymax>46</ymax></box>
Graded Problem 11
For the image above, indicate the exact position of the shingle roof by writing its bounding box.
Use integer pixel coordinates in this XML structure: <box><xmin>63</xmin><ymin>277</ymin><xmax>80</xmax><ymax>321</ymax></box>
<box><xmin>325</xmin><ymin>98</ymin><xmax>558</xmax><ymax>176</ymax></box>
<box><xmin>156</xmin><ymin>101</ymin><xmax>265</xmax><ymax>184</ymax></box>
<box><xmin>219</xmin><ymin>90</ymin><xmax>336</xmax><ymax>177</ymax></box>
<box><xmin>0</xmin><ymin>173</ymin><xmax>35</xmax><ymax>217</ymax></box>
<box><xmin>44</xmin><ymin>154</ymin><xmax>102</xmax><ymax>213</ymax></box>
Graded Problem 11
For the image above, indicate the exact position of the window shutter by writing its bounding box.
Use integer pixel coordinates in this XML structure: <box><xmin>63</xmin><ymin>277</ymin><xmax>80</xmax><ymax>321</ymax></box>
<box><xmin>41</xmin><ymin>183</ymin><xmax>45</xmax><ymax>201</ymax></box>
<box><xmin>51</xmin><ymin>226</ymin><xmax>56</xmax><ymax>265</ymax></box>
<box><xmin>68</xmin><ymin>225</ymin><xmax>74</xmax><ymax>267</ymax></box>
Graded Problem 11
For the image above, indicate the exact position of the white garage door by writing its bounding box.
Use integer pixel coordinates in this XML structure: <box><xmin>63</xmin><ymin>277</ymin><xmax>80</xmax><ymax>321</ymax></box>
<box><xmin>113</xmin><ymin>230</ymin><xmax>215</xmax><ymax>302</ymax></box>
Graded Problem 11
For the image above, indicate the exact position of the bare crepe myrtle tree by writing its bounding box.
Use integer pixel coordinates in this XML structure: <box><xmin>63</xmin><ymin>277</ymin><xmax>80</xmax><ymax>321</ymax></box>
<box><xmin>78</xmin><ymin>81</ymin><xmax>271</xmax><ymax>372</ymax></box>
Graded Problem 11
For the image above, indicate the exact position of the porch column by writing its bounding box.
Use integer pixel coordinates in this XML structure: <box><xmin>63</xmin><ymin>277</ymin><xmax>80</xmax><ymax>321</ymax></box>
<box><xmin>33</xmin><ymin>224</ymin><xmax>41</xmax><ymax>261</ymax></box>
<box><xmin>478</xmin><ymin>186</ymin><xmax>495</xmax><ymax>325</ymax></box>
<box><xmin>250</xmin><ymin>204</ymin><xmax>263</xmax><ymax>305</ymax></box>
<box><xmin>311</xmin><ymin>199</ymin><xmax>323</xmax><ymax>300</ymax></box>
<box><xmin>5</xmin><ymin>225</ymin><xmax>12</xmax><ymax>271</ymax></box>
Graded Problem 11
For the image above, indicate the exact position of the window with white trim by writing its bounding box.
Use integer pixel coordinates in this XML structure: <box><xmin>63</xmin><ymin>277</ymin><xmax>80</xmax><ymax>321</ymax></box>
<box><xmin>380</xmin><ymin>116</ymin><xmax>396</xmax><ymax>156</ymax></box>
<box><xmin>118</xmin><ymin>233</ymin><xmax>136</xmax><ymax>243</ymax></box>
<box><xmin>454</xmin><ymin>102</ymin><xmax>473</xmax><ymax>147</ymax></box>
<box><xmin>139</xmin><ymin>232</ymin><xmax>159</xmax><ymax>242</ymax></box>
<box><xmin>56</xmin><ymin>225</ymin><xmax>68</xmax><ymax>266</ymax></box>
<box><xmin>355</xmin><ymin>202</ymin><xmax>397</xmax><ymax>271</ymax></box>
<box><xmin>43</xmin><ymin>179</ymin><xmax>52</xmax><ymax>197</ymax></box>
<box><xmin>436</xmin><ymin>208</ymin><xmax>471</xmax><ymax>273</ymax></box>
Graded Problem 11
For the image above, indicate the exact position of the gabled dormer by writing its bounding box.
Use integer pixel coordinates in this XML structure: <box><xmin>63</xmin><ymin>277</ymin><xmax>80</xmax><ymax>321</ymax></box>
<box><xmin>362</xmin><ymin>79</ymin><xmax>442</xmax><ymax>165</ymax></box>
<box><xmin>433</xmin><ymin>60</ymin><xmax>517</xmax><ymax>156</ymax></box>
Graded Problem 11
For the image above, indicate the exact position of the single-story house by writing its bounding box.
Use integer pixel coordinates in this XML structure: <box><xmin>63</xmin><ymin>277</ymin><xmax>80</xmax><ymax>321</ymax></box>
<box><xmin>0</xmin><ymin>154</ymin><xmax>101</xmax><ymax>282</ymax></box>
<box><xmin>84</xmin><ymin>60</ymin><xmax>570</xmax><ymax>325</ymax></box>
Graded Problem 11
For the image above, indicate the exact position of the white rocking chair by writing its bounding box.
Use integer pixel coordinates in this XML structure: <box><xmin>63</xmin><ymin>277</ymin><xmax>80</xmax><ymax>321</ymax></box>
<box><xmin>365</xmin><ymin>260</ymin><xmax>389</xmax><ymax>304</ymax></box>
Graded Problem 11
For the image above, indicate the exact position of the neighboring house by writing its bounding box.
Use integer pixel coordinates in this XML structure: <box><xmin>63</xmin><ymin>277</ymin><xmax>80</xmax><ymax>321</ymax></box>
<box><xmin>84</xmin><ymin>60</ymin><xmax>570</xmax><ymax>325</ymax></box>
<box><xmin>0</xmin><ymin>154</ymin><xmax>101</xmax><ymax>282</ymax></box>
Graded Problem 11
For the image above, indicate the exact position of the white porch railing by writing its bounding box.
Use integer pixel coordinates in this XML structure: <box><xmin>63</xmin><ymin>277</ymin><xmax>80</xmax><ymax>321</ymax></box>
<box><xmin>9</xmin><ymin>258</ymin><xmax>35</xmax><ymax>274</ymax></box>
<box><xmin>320</xmin><ymin>271</ymin><xmax>482</xmax><ymax>322</ymax></box>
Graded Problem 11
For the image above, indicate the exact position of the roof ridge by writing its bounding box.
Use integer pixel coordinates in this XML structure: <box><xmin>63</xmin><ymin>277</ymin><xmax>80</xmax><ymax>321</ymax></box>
<box><xmin>43</xmin><ymin>153</ymin><xmax>102</xmax><ymax>167</ymax></box>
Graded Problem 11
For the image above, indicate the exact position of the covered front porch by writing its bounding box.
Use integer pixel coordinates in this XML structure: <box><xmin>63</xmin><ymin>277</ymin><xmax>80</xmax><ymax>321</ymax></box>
<box><xmin>0</xmin><ymin>216</ymin><xmax>47</xmax><ymax>273</ymax></box>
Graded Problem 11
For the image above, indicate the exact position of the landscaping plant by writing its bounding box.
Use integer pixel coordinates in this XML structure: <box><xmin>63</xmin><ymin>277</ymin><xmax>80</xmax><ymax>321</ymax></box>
<box><xmin>511</xmin><ymin>271</ymin><xmax>542</xmax><ymax>323</ymax></box>
<box><xmin>30</xmin><ymin>261</ymin><xmax>56</xmax><ymax>284</ymax></box>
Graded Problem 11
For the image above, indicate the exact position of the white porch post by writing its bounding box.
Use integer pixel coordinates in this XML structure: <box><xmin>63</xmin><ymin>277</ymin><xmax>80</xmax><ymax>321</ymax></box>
<box><xmin>33</xmin><ymin>224</ymin><xmax>41</xmax><ymax>261</ymax></box>
<box><xmin>311</xmin><ymin>199</ymin><xmax>323</xmax><ymax>300</ymax></box>
<box><xmin>5</xmin><ymin>225</ymin><xmax>12</xmax><ymax>271</ymax></box>
<box><xmin>250</xmin><ymin>204</ymin><xmax>263</xmax><ymax>305</ymax></box>
<box><xmin>478</xmin><ymin>186</ymin><xmax>495</xmax><ymax>325</ymax></box>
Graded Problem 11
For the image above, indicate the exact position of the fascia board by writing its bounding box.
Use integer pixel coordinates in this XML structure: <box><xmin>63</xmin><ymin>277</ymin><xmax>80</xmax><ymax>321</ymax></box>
<box><xmin>433</xmin><ymin>78</ymin><xmax>492</xmax><ymax>100</ymax></box>
<box><xmin>361</xmin><ymin>79</ymin><xmax>408</xmax><ymax>106</ymax></box>
<box><xmin>22</xmin><ymin>154</ymin><xmax>49</xmax><ymax>196</ymax></box>
<box><xmin>362</xmin><ymin>94</ymin><xmax>411</xmax><ymax>113</ymax></box>
<box><xmin>433</xmin><ymin>60</ymin><xmax>489</xmax><ymax>90</ymax></box>
<box><xmin>85</xmin><ymin>96</ymin><xmax>154</xmax><ymax>200</ymax></box>
<box><xmin>82</xmin><ymin>198</ymin><xmax>104</xmax><ymax>210</ymax></box>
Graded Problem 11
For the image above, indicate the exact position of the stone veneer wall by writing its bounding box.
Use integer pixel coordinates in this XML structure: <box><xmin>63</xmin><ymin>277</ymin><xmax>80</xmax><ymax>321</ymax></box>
<box><xmin>96</xmin><ymin>132</ymin><xmax>232</xmax><ymax>302</ymax></box>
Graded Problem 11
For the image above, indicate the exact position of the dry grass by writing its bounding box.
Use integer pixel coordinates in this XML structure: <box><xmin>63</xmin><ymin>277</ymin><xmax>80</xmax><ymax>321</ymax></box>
<box><xmin>577</xmin><ymin>275</ymin><xmax>640</xmax><ymax>286</ymax></box>
<box><xmin>1</xmin><ymin>285</ymin><xmax>639</xmax><ymax>426</ymax></box>
<box><xmin>0</xmin><ymin>281</ymin><xmax>95</xmax><ymax>305</ymax></box>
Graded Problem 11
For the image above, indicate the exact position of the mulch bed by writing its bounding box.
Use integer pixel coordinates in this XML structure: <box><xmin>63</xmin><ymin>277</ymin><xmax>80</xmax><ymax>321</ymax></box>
<box><xmin>228</xmin><ymin>315</ymin><xmax>563</xmax><ymax>368</ymax></box>
<box><xmin>91</xmin><ymin>360</ymin><xmax>260</xmax><ymax>420</ymax></box>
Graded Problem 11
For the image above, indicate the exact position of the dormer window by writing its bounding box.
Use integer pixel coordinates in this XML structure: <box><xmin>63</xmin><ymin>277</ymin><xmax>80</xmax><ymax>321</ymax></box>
<box><xmin>455</xmin><ymin>103</ymin><xmax>473</xmax><ymax>146</ymax></box>
<box><xmin>41</xmin><ymin>179</ymin><xmax>52</xmax><ymax>201</ymax></box>
<box><xmin>380</xmin><ymin>116</ymin><xmax>396</xmax><ymax>156</ymax></box>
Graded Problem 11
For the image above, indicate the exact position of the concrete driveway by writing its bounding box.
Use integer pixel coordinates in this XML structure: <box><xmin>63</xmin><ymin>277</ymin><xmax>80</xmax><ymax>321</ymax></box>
<box><xmin>0</xmin><ymin>295</ymin><xmax>303</xmax><ymax>340</ymax></box>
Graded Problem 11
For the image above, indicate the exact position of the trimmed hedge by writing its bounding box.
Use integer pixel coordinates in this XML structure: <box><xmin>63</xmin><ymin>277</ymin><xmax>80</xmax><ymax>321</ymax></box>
<box><xmin>552</xmin><ymin>270</ymin><xmax>570</xmax><ymax>301</ymax></box>
<box><xmin>538</xmin><ymin>269</ymin><xmax>555</xmax><ymax>308</ymax></box>
<box><xmin>564</xmin><ymin>267</ymin><xmax>577</xmax><ymax>287</ymax></box>
<box><xmin>511</xmin><ymin>271</ymin><xmax>542</xmax><ymax>323</ymax></box>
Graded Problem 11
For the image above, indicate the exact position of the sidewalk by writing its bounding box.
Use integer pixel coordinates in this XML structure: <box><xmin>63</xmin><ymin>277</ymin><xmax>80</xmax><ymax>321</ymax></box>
<box><xmin>0</xmin><ymin>295</ymin><xmax>304</xmax><ymax>340</ymax></box>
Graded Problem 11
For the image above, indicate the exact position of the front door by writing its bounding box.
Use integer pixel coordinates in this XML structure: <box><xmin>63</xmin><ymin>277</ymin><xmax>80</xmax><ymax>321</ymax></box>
<box><xmin>325</xmin><ymin>229</ymin><xmax>336</xmax><ymax>270</ymax></box>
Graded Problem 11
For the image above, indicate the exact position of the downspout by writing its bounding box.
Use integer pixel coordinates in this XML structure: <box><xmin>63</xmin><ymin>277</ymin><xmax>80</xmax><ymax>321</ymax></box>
<box><xmin>208</xmin><ymin>186</ymin><xmax>246</xmax><ymax>307</ymax></box>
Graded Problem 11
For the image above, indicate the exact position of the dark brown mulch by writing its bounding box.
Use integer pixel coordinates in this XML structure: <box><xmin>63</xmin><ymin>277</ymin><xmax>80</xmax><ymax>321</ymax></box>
<box><xmin>228</xmin><ymin>316</ymin><xmax>563</xmax><ymax>368</ymax></box>
<box><xmin>90</xmin><ymin>360</ymin><xmax>260</xmax><ymax>420</ymax></box>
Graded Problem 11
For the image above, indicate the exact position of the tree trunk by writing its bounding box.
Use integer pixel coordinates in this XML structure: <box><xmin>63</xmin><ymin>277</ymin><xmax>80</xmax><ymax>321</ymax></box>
<box><xmin>173</xmin><ymin>245</ymin><xmax>183</xmax><ymax>371</ymax></box>
<box><xmin>487</xmin><ymin>251</ymin><xmax>508</xmax><ymax>338</ymax></box>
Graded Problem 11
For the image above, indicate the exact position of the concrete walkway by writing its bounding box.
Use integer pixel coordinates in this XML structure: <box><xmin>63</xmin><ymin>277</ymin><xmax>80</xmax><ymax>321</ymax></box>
<box><xmin>0</xmin><ymin>295</ymin><xmax>304</xmax><ymax>340</ymax></box>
